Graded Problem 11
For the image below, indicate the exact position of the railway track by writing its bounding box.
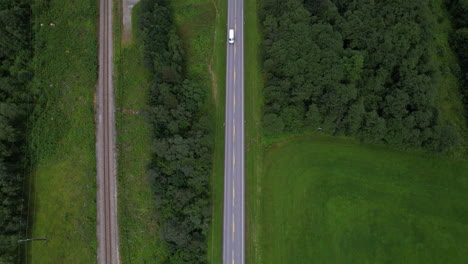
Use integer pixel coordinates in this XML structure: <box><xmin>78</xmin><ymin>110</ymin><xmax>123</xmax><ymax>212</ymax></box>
<box><xmin>97</xmin><ymin>0</ymin><xmax>119</xmax><ymax>263</ymax></box>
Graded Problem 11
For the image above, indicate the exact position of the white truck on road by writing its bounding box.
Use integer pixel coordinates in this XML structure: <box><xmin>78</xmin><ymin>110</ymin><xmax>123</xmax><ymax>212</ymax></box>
<box><xmin>229</xmin><ymin>29</ymin><xmax>234</xmax><ymax>44</ymax></box>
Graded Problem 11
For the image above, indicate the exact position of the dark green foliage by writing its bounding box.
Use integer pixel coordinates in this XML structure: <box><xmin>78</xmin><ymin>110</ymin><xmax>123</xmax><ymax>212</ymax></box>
<box><xmin>0</xmin><ymin>0</ymin><xmax>32</xmax><ymax>262</ymax></box>
<box><xmin>263</xmin><ymin>113</ymin><xmax>284</xmax><ymax>136</ymax></box>
<box><xmin>448</xmin><ymin>0</ymin><xmax>468</xmax><ymax>112</ymax></box>
<box><xmin>138</xmin><ymin>0</ymin><xmax>212</xmax><ymax>262</ymax></box>
<box><xmin>261</xmin><ymin>0</ymin><xmax>461</xmax><ymax>151</ymax></box>
<box><xmin>448</xmin><ymin>0</ymin><xmax>468</xmax><ymax>28</ymax></box>
<box><xmin>0</xmin><ymin>1</ymin><xmax>30</xmax><ymax>60</ymax></box>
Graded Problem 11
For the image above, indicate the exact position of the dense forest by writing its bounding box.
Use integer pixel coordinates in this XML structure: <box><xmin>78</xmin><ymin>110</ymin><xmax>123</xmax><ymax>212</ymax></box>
<box><xmin>261</xmin><ymin>0</ymin><xmax>463</xmax><ymax>151</ymax></box>
<box><xmin>448</xmin><ymin>0</ymin><xmax>468</xmax><ymax>107</ymax></box>
<box><xmin>0</xmin><ymin>0</ymin><xmax>32</xmax><ymax>262</ymax></box>
<box><xmin>137</xmin><ymin>0</ymin><xmax>213</xmax><ymax>262</ymax></box>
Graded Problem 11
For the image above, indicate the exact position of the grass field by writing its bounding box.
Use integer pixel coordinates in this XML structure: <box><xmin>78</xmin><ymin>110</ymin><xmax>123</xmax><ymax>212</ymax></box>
<box><xmin>254</xmin><ymin>135</ymin><xmax>468</xmax><ymax>263</ymax></box>
<box><xmin>113</xmin><ymin>2</ymin><xmax>168</xmax><ymax>263</ymax></box>
<box><xmin>27</xmin><ymin>0</ymin><xmax>98</xmax><ymax>263</ymax></box>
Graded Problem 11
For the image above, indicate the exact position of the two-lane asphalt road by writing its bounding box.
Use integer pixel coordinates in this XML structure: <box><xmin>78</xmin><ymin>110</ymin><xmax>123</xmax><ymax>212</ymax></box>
<box><xmin>222</xmin><ymin>0</ymin><xmax>244</xmax><ymax>263</ymax></box>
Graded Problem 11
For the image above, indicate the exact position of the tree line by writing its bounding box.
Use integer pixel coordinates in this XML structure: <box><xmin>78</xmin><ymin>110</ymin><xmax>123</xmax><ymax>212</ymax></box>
<box><xmin>261</xmin><ymin>0</ymin><xmax>461</xmax><ymax>151</ymax></box>
<box><xmin>0</xmin><ymin>0</ymin><xmax>33</xmax><ymax>262</ymax></box>
<box><xmin>137</xmin><ymin>0</ymin><xmax>213</xmax><ymax>262</ymax></box>
<box><xmin>447</xmin><ymin>0</ymin><xmax>468</xmax><ymax>112</ymax></box>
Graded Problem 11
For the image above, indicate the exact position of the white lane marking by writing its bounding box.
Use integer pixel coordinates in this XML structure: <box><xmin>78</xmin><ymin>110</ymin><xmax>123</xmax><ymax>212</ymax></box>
<box><xmin>232</xmin><ymin>179</ymin><xmax>235</xmax><ymax>206</ymax></box>
<box><xmin>234</xmin><ymin>93</ymin><xmax>236</xmax><ymax>107</ymax></box>
<box><xmin>232</xmin><ymin>214</ymin><xmax>235</xmax><ymax>239</ymax></box>
<box><xmin>232</xmin><ymin>119</ymin><xmax>236</xmax><ymax>143</ymax></box>
<box><xmin>232</xmin><ymin>149</ymin><xmax>235</xmax><ymax>173</ymax></box>
<box><xmin>234</xmin><ymin>68</ymin><xmax>236</xmax><ymax>82</ymax></box>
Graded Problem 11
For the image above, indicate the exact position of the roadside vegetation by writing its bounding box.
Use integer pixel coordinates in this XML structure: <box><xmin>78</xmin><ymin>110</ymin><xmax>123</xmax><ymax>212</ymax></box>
<box><xmin>114</xmin><ymin>1</ymin><xmax>168</xmax><ymax>263</ymax></box>
<box><xmin>0</xmin><ymin>0</ymin><xmax>32</xmax><ymax>262</ymax></box>
<box><xmin>259</xmin><ymin>135</ymin><xmax>468</xmax><ymax>263</ymax></box>
<box><xmin>261</xmin><ymin>0</ymin><xmax>464</xmax><ymax>153</ymax></box>
<box><xmin>136</xmin><ymin>0</ymin><xmax>215</xmax><ymax>262</ymax></box>
<box><xmin>204</xmin><ymin>0</ymin><xmax>228</xmax><ymax>261</ymax></box>
<box><xmin>243</xmin><ymin>0</ymin><xmax>264</xmax><ymax>262</ymax></box>
<box><xmin>26</xmin><ymin>0</ymin><xmax>98</xmax><ymax>263</ymax></box>
<box><xmin>247</xmin><ymin>0</ymin><xmax>468</xmax><ymax>263</ymax></box>
<box><xmin>169</xmin><ymin>0</ymin><xmax>228</xmax><ymax>263</ymax></box>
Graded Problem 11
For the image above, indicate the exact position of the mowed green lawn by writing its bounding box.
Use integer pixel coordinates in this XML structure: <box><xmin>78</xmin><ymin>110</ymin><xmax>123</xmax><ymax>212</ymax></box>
<box><xmin>256</xmin><ymin>135</ymin><xmax>468</xmax><ymax>263</ymax></box>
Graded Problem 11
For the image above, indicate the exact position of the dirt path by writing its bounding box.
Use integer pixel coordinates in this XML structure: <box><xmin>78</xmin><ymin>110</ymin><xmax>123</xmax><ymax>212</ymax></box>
<box><xmin>96</xmin><ymin>0</ymin><xmax>120</xmax><ymax>263</ymax></box>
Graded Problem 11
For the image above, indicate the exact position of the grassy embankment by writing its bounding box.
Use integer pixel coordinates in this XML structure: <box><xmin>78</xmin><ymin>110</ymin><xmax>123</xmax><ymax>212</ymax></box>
<box><xmin>201</xmin><ymin>0</ymin><xmax>227</xmax><ymax>262</ymax></box>
<box><xmin>245</xmin><ymin>1</ymin><xmax>468</xmax><ymax>263</ymax></box>
<box><xmin>260</xmin><ymin>135</ymin><xmax>468</xmax><ymax>263</ymax></box>
<box><xmin>243</xmin><ymin>0</ymin><xmax>264</xmax><ymax>262</ymax></box>
<box><xmin>113</xmin><ymin>1</ymin><xmax>168</xmax><ymax>262</ymax></box>
<box><xmin>27</xmin><ymin>0</ymin><xmax>98</xmax><ymax>263</ymax></box>
<box><xmin>113</xmin><ymin>0</ymin><xmax>225</xmax><ymax>262</ymax></box>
